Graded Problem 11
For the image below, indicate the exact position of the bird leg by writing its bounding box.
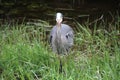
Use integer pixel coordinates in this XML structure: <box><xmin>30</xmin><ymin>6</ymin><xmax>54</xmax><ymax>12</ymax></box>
<box><xmin>58</xmin><ymin>55</ymin><xmax>66</xmax><ymax>74</ymax></box>
<box><xmin>59</xmin><ymin>58</ymin><xmax>63</xmax><ymax>73</ymax></box>
<box><xmin>57</xmin><ymin>55</ymin><xmax>63</xmax><ymax>73</ymax></box>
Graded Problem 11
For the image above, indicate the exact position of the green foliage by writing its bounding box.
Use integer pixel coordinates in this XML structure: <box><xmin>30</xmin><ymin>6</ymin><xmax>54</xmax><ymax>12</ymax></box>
<box><xmin>0</xmin><ymin>17</ymin><xmax>120</xmax><ymax>80</ymax></box>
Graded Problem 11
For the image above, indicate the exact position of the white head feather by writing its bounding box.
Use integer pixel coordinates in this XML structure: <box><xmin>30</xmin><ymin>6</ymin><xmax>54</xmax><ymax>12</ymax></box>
<box><xmin>56</xmin><ymin>13</ymin><xmax>63</xmax><ymax>24</ymax></box>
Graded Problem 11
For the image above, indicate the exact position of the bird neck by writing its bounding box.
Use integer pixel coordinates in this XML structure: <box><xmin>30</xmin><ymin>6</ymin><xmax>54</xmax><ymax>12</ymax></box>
<box><xmin>56</xmin><ymin>23</ymin><xmax>61</xmax><ymax>37</ymax></box>
<box><xmin>57</xmin><ymin>23</ymin><xmax>61</xmax><ymax>29</ymax></box>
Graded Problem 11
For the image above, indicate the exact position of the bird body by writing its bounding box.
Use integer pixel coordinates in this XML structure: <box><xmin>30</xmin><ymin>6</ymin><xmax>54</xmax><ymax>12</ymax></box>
<box><xmin>50</xmin><ymin>23</ymin><xmax>74</xmax><ymax>55</ymax></box>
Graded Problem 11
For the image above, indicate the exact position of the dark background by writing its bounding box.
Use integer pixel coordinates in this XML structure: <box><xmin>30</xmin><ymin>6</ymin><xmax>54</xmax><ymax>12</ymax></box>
<box><xmin>0</xmin><ymin>0</ymin><xmax>119</xmax><ymax>24</ymax></box>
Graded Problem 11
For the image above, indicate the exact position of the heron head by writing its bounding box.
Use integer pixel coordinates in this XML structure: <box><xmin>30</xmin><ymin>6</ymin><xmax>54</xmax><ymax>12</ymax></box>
<box><xmin>56</xmin><ymin>12</ymin><xmax>63</xmax><ymax>25</ymax></box>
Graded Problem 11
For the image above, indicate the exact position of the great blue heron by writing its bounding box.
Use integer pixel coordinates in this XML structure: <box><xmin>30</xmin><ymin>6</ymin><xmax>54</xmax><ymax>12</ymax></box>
<box><xmin>49</xmin><ymin>12</ymin><xmax>74</xmax><ymax>73</ymax></box>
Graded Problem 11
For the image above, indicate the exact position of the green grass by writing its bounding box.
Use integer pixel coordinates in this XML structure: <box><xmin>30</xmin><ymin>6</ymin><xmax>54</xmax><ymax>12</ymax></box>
<box><xmin>0</xmin><ymin>17</ymin><xmax>120</xmax><ymax>80</ymax></box>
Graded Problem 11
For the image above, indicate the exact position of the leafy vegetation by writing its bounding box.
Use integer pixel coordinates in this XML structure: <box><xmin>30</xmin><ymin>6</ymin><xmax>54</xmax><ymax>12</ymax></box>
<box><xmin>0</xmin><ymin>16</ymin><xmax>120</xmax><ymax>80</ymax></box>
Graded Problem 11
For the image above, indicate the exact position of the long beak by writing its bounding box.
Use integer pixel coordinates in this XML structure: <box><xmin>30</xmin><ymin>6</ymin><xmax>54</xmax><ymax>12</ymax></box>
<box><xmin>56</xmin><ymin>18</ymin><xmax>62</xmax><ymax>27</ymax></box>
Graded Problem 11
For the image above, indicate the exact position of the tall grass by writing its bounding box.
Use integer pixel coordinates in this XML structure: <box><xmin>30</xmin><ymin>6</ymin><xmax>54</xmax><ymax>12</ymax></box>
<box><xmin>0</xmin><ymin>16</ymin><xmax>120</xmax><ymax>80</ymax></box>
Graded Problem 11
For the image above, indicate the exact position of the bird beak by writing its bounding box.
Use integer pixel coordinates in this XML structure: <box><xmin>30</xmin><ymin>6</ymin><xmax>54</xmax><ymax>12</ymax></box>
<box><xmin>56</xmin><ymin>18</ymin><xmax>62</xmax><ymax>25</ymax></box>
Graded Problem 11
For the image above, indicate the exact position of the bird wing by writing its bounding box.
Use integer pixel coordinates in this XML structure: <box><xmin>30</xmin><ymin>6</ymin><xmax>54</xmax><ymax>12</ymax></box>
<box><xmin>49</xmin><ymin>26</ymin><xmax>57</xmax><ymax>47</ymax></box>
<box><xmin>66</xmin><ymin>30</ymin><xmax>74</xmax><ymax>46</ymax></box>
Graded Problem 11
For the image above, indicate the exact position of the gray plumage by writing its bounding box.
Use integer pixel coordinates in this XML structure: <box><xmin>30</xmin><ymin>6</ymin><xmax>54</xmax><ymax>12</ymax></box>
<box><xmin>50</xmin><ymin>23</ymin><xmax>74</xmax><ymax>55</ymax></box>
